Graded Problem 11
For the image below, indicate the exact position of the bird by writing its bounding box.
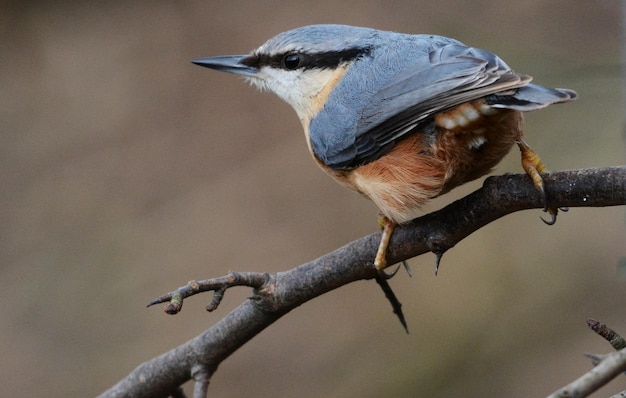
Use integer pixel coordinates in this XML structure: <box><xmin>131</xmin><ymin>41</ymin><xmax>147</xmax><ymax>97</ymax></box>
<box><xmin>192</xmin><ymin>24</ymin><xmax>577</xmax><ymax>274</ymax></box>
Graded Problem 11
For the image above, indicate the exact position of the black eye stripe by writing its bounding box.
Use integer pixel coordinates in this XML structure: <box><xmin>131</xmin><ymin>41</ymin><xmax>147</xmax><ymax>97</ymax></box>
<box><xmin>242</xmin><ymin>47</ymin><xmax>369</xmax><ymax>71</ymax></box>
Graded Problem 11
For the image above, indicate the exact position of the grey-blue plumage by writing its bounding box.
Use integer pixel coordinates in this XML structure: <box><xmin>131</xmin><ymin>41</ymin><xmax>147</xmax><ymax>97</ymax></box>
<box><xmin>299</xmin><ymin>25</ymin><xmax>576</xmax><ymax>170</ymax></box>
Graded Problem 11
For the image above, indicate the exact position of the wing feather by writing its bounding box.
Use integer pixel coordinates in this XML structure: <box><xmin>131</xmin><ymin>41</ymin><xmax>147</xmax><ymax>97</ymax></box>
<box><xmin>345</xmin><ymin>45</ymin><xmax>529</xmax><ymax>168</ymax></box>
<box><xmin>311</xmin><ymin>41</ymin><xmax>576</xmax><ymax>170</ymax></box>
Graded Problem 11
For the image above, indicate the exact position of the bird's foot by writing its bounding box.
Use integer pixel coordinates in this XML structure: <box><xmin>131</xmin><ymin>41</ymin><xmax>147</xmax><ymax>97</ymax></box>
<box><xmin>517</xmin><ymin>138</ymin><xmax>566</xmax><ymax>224</ymax></box>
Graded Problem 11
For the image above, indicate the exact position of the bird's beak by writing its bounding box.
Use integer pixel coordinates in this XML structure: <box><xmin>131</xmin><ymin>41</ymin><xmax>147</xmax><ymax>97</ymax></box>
<box><xmin>192</xmin><ymin>55</ymin><xmax>258</xmax><ymax>77</ymax></box>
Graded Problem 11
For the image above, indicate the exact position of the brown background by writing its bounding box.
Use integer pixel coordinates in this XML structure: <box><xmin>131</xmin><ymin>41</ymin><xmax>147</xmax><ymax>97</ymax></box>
<box><xmin>2</xmin><ymin>1</ymin><xmax>625</xmax><ymax>397</ymax></box>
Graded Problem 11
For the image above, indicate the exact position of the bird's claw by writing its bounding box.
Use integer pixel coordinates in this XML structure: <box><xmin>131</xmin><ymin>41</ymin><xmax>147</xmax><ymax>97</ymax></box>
<box><xmin>401</xmin><ymin>260</ymin><xmax>413</xmax><ymax>277</ymax></box>
<box><xmin>377</xmin><ymin>260</ymin><xmax>412</xmax><ymax>280</ymax></box>
<box><xmin>378</xmin><ymin>263</ymin><xmax>401</xmax><ymax>279</ymax></box>
<box><xmin>540</xmin><ymin>206</ymin><xmax>568</xmax><ymax>226</ymax></box>
<box><xmin>540</xmin><ymin>209</ymin><xmax>558</xmax><ymax>225</ymax></box>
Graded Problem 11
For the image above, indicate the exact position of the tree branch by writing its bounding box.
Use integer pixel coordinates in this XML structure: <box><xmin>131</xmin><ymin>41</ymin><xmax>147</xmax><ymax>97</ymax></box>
<box><xmin>546</xmin><ymin>348</ymin><xmax>626</xmax><ymax>398</ymax></box>
<box><xmin>543</xmin><ymin>320</ymin><xmax>626</xmax><ymax>398</ymax></box>
<box><xmin>99</xmin><ymin>166</ymin><xmax>626</xmax><ymax>398</ymax></box>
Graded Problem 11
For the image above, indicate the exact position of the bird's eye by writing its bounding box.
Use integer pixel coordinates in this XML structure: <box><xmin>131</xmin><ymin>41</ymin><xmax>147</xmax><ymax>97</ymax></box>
<box><xmin>282</xmin><ymin>53</ymin><xmax>301</xmax><ymax>70</ymax></box>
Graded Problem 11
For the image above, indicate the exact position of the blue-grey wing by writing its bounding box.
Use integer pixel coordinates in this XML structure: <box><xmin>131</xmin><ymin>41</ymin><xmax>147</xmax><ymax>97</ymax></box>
<box><xmin>316</xmin><ymin>44</ymin><xmax>575</xmax><ymax>169</ymax></box>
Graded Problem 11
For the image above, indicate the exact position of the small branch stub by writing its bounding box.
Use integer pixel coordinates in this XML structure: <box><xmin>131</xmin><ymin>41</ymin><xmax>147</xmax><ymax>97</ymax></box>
<box><xmin>148</xmin><ymin>272</ymin><xmax>270</xmax><ymax>315</ymax></box>
<box><xmin>587</xmin><ymin>319</ymin><xmax>626</xmax><ymax>351</ymax></box>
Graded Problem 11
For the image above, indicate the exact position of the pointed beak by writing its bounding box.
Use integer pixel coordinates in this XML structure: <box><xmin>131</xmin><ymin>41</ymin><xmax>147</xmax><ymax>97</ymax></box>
<box><xmin>192</xmin><ymin>55</ymin><xmax>258</xmax><ymax>77</ymax></box>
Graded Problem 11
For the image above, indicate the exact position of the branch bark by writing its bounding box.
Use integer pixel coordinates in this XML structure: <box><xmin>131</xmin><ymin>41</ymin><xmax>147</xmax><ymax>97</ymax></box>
<box><xmin>99</xmin><ymin>166</ymin><xmax>626</xmax><ymax>398</ymax></box>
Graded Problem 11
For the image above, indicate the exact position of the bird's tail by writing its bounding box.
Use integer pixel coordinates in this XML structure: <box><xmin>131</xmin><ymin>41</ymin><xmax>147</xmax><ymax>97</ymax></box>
<box><xmin>486</xmin><ymin>84</ymin><xmax>578</xmax><ymax>111</ymax></box>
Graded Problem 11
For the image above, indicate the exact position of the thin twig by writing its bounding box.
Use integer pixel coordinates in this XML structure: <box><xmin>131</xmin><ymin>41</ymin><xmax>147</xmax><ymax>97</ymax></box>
<box><xmin>587</xmin><ymin>319</ymin><xmax>626</xmax><ymax>351</ymax></box>
<box><xmin>374</xmin><ymin>271</ymin><xmax>408</xmax><ymax>333</ymax></box>
<box><xmin>546</xmin><ymin>349</ymin><xmax>626</xmax><ymax>398</ymax></box>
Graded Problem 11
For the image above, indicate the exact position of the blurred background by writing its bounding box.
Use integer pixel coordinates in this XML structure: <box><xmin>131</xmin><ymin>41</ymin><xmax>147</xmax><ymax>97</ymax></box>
<box><xmin>2</xmin><ymin>1</ymin><xmax>625</xmax><ymax>397</ymax></box>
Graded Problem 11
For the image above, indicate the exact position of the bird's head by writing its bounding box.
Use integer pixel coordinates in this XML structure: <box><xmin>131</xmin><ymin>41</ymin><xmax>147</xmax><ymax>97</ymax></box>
<box><xmin>193</xmin><ymin>24</ymin><xmax>376</xmax><ymax>124</ymax></box>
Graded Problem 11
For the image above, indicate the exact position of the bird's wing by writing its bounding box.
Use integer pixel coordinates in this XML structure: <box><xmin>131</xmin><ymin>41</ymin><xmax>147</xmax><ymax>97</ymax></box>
<box><xmin>316</xmin><ymin>44</ymin><xmax>535</xmax><ymax>170</ymax></box>
<box><xmin>352</xmin><ymin>45</ymin><xmax>532</xmax><ymax>165</ymax></box>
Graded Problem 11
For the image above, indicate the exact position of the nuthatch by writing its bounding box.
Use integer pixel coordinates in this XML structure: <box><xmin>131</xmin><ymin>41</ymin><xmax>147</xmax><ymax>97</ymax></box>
<box><xmin>193</xmin><ymin>24</ymin><xmax>577</xmax><ymax>272</ymax></box>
